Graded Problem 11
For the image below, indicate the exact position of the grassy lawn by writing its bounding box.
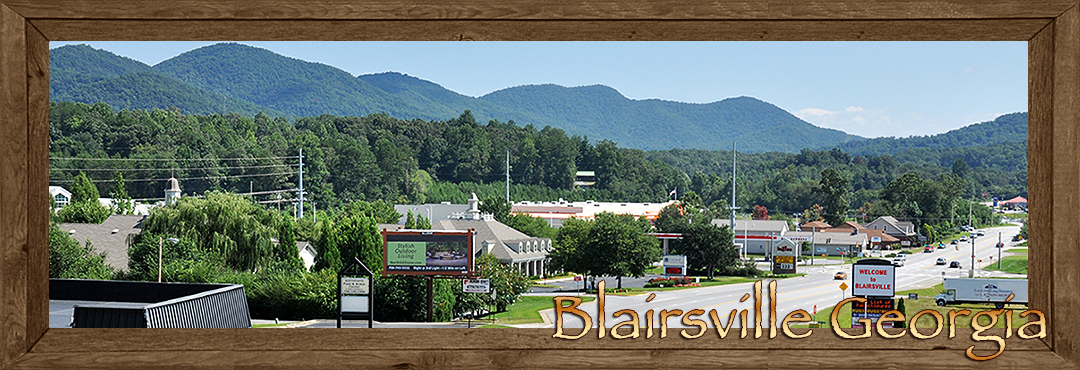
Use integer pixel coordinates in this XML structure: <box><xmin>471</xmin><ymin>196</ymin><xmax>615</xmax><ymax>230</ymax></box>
<box><xmin>253</xmin><ymin>322</ymin><xmax>294</xmax><ymax>328</ymax></box>
<box><xmin>487</xmin><ymin>295</ymin><xmax>596</xmax><ymax>325</ymax></box>
<box><xmin>984</xmin><ymin>248</ymin><xmax>1028</xmax><ymax>274</ymax></box>
<box><xmin>805</xmin><ymin>284</ymin><xmax>1030</xmax><ymax>329</ymax></box>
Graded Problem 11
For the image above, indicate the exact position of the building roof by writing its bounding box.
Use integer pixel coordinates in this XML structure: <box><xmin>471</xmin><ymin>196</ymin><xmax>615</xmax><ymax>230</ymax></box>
<box><xmin>393</xmin><ymin>204</ymin><xmax>469</xmax><ymax>224</ymax></box>
<box><xmin>431</xmin><ymin>218</ymin><xmax>550</xmax><ymax>264</ymax></box>
<box><xmin>720</xmin><ymin>219</ymin><xmax>790</xmax><ymax>233</ymax></box>
<box><xmin>787</xmin><ymin>231</ymin><xmax>868</xmax><ymax>245</ymax></box>
<box><xmin>800</xmin><ymin>221</ymin><xmax>832</xmax><ymax>231</ymax></box>
<box><xmin>1003</xmin><ymin>196</ymin><xmax>1028</xmax><ymax>204</ymax></box>
<box><xmin>825</xmin><ymin>221</ymin><xmax>900</xmax><ymax>243</ymax></box>
<box><xmin>512</xmin><ymin>200</ymin><xmax>674</xmax><ymax>221</ymax></box>
<box><xmin>864</xmin><ymin>216</ymin><xmax>916</xmax><ymax>236</ymax></box>
<box><xmin>58</xmin><ymin>214</ymin><xmax>146</xmax><ymax>271</ymax></box>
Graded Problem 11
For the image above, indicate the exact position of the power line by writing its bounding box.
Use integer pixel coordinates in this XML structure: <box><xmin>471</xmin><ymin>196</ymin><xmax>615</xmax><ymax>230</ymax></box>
<box><xmin>49</xmin><ymin>156</ymin><xmax>294</xmax><ymax>162</ymax></box>
<box><xmin>50</xmin><ymin>164</ymin><xmax>291</xmax><ymax>172</ymax></box>
<box><xmin>49</xmin><ymin>171</ymin><xmax>294</xmax><ymax>184</ymax></box>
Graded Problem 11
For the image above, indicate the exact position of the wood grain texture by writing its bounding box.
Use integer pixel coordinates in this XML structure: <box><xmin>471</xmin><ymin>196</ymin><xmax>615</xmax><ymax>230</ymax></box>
<box><xmin>0</xmin><ymin>5</ymin><xmax>28</xmax><ymax>368</ymax></box>
<box><xmin>23</xmin><ymin>22</ymin><xmax>48</xmax><ymax>354</ymax></box>
<box><xmin>22</xmin><ymin>328</ymin><xmax>1057</xmax><ymax>353</ymax></box>
<box><xmin>30</xmin><ymin>19</ymin><xmax>1049</xmax><ymax>42</ymax></box>
<box><xmin>1</xmin><ymin>0</ymin><xmax>1073</xmax><ymax>21</ymax></box>
<box><xmin>1052</xmin><ymin>5</ymin><xmax>1080</xmax><ymax>364</ymax></box>
<box><xmin>1028</xmin><ymin>16</ymin><xmax>1054</xmax><ymax>351</ymax></box>
<box><xmin>0</xmin><ymin>0</ymin><xmax>1078</xmax><ymax>369</ymax></box>
<box><xmin>11</xmin><ymin>348</ymin><xmax>1073</xmax><ymax>370</ymax></box>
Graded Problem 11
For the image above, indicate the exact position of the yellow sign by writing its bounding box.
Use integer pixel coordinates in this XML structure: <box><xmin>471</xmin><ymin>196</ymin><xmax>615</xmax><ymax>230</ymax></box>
<box><xmin>839</xmin><ymin>282</ymin><xmax>849</xmax><ymax>291</ymax></box>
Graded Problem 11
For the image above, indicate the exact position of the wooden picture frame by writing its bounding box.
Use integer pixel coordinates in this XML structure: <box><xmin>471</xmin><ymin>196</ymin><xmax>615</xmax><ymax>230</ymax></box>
<box><xmin>1</xmin><ymin>1</ymin><xmax>1077</xmax><ymax>368</ymax></box>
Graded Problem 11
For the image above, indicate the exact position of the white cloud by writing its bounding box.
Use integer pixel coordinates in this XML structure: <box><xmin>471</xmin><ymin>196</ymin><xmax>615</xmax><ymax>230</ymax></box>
<box><xmin>796</xmin><ymin>107</ymin><xmax>838</xmax><ymax>117</ymax></box>
<box><xmin>964</xmin><ymin>66</ymin><xmax>975</xmax><ymax>73</ymax></box>
<box><xmin>794</xmin><ymin>106</ymin><xmax>893</xmax><ymax>137</ymax></box>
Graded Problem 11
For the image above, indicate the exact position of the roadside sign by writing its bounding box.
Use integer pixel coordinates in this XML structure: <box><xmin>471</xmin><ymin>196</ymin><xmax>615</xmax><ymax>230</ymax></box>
<box><xmin>463</xmin><ymin>279</ymin><xmax>491</xmax><ymax>293</ymax></box>
<box><xmin>851</xmin><ymin>259</ymin><xmax>895</xmax><ymax>297</ymax></box>
<box><xmin>839</xmin><ymin>282</ymin><xmax>848</xmax><ymax>291</ymax></box>
<box><xmin>852</xmin><ymin>298</ymin><xmax>895</xmax><ymax>328</ymax></box>
<box><xmin>774</xmin><ymin>235</ymin><xmax>812</xmax><ymax>242</ymax></box>
<box><xmin>341</xmin><ymin>277</ymin><xmax>370</xmax><ymax>295</ymax></box>
<box><xmin>663</xmin><ymin>254</ymin><xmax>688</xmax><ymax>277</ymax></box>
<box><xmin>574</xmin><ymin>275</ymin><xmax>582</xmax><ymax>282</ymax></box>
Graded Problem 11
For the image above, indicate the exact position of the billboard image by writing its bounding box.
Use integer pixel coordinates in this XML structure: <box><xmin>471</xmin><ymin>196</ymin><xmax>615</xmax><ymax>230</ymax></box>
<box><xmin>382</xmin><ymin>230</ymin><xmax>475</xmax><ymax>275</ymax></box>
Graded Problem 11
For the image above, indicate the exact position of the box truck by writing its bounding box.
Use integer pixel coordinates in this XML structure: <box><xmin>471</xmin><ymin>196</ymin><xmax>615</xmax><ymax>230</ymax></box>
<box><xmin>935</xmin><ymin>278</ymin><xmax>1028</xmax><ymax>308</ymax></box>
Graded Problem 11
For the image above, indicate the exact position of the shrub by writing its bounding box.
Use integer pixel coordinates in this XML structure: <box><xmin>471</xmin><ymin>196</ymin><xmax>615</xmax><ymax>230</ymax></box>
<box><xmin>644</xmin><ymin>276</ymin><xmax>693</xmax><ymax>288</ymax></box>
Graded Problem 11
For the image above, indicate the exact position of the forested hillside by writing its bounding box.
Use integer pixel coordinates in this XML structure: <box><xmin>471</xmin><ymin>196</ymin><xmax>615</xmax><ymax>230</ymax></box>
<box><xmin>50</xmin><ymin>43</ymin><xmax>865</xmax><ymax>153</ymax></box>
<box><xmin>49</xmin><ymin>102</ymin><xmax>1026</xmax><ymax>221</ymax></box>
<box><xmin>833</xmin><ymin>112</ymin><xmax>1027</xmax><ymax>156</ymax></box>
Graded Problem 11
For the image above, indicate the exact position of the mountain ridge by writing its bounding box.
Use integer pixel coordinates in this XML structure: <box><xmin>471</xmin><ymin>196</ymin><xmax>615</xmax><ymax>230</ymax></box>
<box><xmin>47</xmin><ymin>42</ymin><xmax>1028</xmax><ymax>154</ymax></box>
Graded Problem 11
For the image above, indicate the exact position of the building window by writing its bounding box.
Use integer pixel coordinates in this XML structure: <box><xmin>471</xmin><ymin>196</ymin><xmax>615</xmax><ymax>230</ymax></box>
<box><xmin>54</xmin><ymin>194</ymin><xmax>69</xmax><ymax>208</ymax></box>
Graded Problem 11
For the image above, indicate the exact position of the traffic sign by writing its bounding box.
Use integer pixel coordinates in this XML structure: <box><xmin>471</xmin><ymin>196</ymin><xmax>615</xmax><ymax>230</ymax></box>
<box><xmin>839</xmin><ymin>282</ymin><xmax>848</xmax><ymax>291</ymax></box>
<box><xmin>574</xmin><ymin>275</ymin><xmax>582</xmax><ymax>282</ymax></box>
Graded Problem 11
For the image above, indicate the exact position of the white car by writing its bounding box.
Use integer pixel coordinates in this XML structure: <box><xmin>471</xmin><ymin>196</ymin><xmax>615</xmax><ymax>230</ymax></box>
<box><xmin>892</xmin><ymin>258</ymin><xmax>905</xmax><ymax>267</ymax></box>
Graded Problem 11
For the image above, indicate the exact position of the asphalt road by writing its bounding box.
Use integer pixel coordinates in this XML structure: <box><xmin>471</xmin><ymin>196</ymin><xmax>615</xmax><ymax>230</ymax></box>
<box><xmin>541</xmin><ymin>225</ymin><xmax>1024</xmax><ymax>329</ymax></box>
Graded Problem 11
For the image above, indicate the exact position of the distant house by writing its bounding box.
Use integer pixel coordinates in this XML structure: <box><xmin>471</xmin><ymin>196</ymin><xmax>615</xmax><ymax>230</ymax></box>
<box><xmin>719</xmin><ymin>219</ymin><xmax>791</xmax><ymax>255</ymax></box>
<box><xmin>296</xmin><ymin>241</ymin><xmax>317</xmax><ymax>271</ymax></box>
<box><xmin>826</xmin><ymin>221</ymin><xmax>900</xmax><ymax>249</ymax></box>
<box><xmin>49</xmin><ymin>186</ymin><xmax>72</xmax><ymax>209</ymax></box>
<box><xmin>863</xmin><ymin>216</ymin><xmax>918</xmax><ymax>247</ymax></box>
<box><xmin>786</xmin><ymin>230</ymin><xmax>868</xmax><ymax>257</ymax></box>
<box><xmin>799</xmin><ymin>220</ymin><xmax>832</xmax><ymax>232</ymax></box>
<box><xmin>1002</xmin><ymin>196</ymin><xmax>1028</xmax><ymax>210</ymax></box>
<box><xmin>58</xmin><ymin>214</ymin><xmax>146</xmax><ymax>271</ymax></box>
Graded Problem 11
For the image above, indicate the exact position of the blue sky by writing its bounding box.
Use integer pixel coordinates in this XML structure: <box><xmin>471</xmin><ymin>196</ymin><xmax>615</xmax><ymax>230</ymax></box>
<box><xmin>49</xmin><ymin>41</ymin><xmax>1027</xmax><ymax>138</ymax></box>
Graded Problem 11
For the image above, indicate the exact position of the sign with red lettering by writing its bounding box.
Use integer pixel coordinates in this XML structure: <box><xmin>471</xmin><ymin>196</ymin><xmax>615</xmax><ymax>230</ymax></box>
<box><xmin>851</xmin><ymin>260</ymin><xmax>895</xmax><ymax>297</ymax></box>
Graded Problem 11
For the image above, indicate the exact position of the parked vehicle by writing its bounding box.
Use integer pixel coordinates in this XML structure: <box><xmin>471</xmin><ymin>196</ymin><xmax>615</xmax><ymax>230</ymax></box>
<box><xmin>949</xmin><ymin>261</ymin><xmax>961</xmax><ymax>268</ymax></box>
<box><xmin>936</xmin><ymin>258</ymin><xmax>946</xmax><ymax>265</ymax></box>
<box><xmin>935</xmin><ymin>278</ymin><xmax>1028</xmax><ymax>308</ymax></box>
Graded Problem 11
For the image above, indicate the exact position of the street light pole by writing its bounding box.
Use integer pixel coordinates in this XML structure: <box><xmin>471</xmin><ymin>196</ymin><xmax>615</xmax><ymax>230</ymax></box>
<box><xmin>970</xmin><ymin>234</ymin><xmax>975</xmax><ymax>278</ymax></box>
<box><xmin>998</xmin><ymin>232</ymin><xmax>1002</xmax><ymax>270</ymax></box>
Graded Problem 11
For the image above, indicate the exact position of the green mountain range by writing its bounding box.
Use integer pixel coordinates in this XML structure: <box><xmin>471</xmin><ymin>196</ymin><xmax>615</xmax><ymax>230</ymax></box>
<box><xmin>49</xmin><ymin>42</ymin><xmax>1023</xmax><ymax>154</ymax></box>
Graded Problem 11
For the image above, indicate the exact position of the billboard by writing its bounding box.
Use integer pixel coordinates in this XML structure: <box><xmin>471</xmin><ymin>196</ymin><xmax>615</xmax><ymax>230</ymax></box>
<box><xmin>851</xmin><ymin>259</ymin><xmax>895</xmax><ymax>297</ymax></box>
<box><xmin>382</xmin><ymin>229</ymin><xmax>474</xmax><ymax>276</ymax></box>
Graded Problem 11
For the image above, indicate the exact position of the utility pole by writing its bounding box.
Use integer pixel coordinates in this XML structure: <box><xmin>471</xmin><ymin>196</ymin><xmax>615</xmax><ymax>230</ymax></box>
<box><xmin>968</xmin><ymin>200</ymin><xmax>972</xmax><ymax>228</ymax></box>
<box><xmin>298</xmin><ymin>148</ymin><xmax>305</xmax><ymax>219</ymax></box>
<box><xmin>506</xmin><ymin>151</ymin><xmax>510</xmax><ymax>203</ymax></box>
<box><xmin>730</xmin><ymin>142</ymin><xmax>738</xmax><ymax>230</ymax></box>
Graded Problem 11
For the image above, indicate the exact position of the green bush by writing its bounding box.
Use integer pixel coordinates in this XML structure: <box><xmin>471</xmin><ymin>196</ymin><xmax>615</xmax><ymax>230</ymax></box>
<box><xmin>56</xmin><ymin>200</ymin><xmax>111</xmax><ymax>224</ymax></box>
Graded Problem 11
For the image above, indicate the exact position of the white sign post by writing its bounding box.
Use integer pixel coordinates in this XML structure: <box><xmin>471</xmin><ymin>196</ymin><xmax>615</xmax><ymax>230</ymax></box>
<box><xmin>463</xmin><ymin>278</ymin><xmax>491</xmax><ymax>294</ymax></box>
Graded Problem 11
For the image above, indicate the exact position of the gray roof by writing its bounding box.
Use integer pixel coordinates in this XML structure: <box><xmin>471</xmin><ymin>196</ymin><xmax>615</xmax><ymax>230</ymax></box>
<box><xmin>787</xmin><ymin>231</ymin><xmax>868</xmax><ymax>245</ymax></box>
<box><xmin>865</xmin><ymin>216</ymin><xmax>916</xmax><ymax>236</ymax></box>
<box><xmin>431</xmin><ymin>219</ymin><xmax>550</xmax><ymax>264</ymax></box>
<box><xmin>715</xmin><ymin>219</ymin><xmax>790</xmax><ymax>233</ymax></box>
<box><xmin>394</xmin><ymin>204</ymin><xmax>469</xmax><ymax>224</ymax></box>
<box><xmin>58</xmin><ymin>214</ymin><xmax>145</xmax><ymax>271</ymax></box>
